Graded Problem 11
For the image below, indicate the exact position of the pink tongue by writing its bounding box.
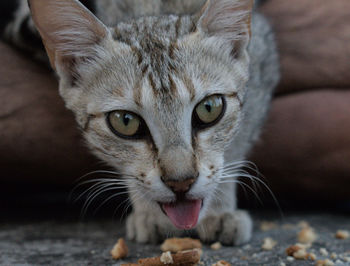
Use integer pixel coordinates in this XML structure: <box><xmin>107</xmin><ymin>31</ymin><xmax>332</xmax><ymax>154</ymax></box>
<box><xmin>162</xmin><ymin>199</ymin><xmax>202</xmax><ymax>230</ymax></box>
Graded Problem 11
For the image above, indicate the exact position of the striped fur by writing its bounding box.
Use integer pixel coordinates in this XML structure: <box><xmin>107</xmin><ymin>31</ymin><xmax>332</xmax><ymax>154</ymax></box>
<box><xmin>5</xmin><ymin>0</ymin><xmax>279</xmax><ymax>244</ymax></box>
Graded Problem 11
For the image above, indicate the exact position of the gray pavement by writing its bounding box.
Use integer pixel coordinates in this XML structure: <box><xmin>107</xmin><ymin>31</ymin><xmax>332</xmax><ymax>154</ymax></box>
<box><xmin>1</xmin><ymin>212</ymin><xmax>349</xmax><ymax>265</ymax></box>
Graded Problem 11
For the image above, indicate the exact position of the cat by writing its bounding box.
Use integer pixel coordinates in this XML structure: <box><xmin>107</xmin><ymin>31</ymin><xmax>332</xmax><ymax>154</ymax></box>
<box><xmin>1</xmin><ymin>0</ymin><xmax>279</xmax><ymax>245</ymax></box>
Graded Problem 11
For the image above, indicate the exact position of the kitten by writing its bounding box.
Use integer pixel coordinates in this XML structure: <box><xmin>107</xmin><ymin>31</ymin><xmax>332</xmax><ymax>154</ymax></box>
<box><xmin>2</xmin><ymin>0</ymin><xmax>279</xmax><ymax>244</ymax></box>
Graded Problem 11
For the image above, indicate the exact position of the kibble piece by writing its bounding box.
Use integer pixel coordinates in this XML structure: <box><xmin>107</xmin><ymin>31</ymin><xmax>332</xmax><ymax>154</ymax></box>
<box><xmin>111</xmin><ymin>238</ymin><xmax>128</xmax><ymax>260</ymax></box>
<box><xmin>293</xmin><ymin>249</ymin><xmax>308</xmax><ymax>260</ymax></box>
<box><xmin>286</xmin><ymin>245</ymin><xmax>302</xmax><ymax>256</ymax></box>
<box><xmin>319</xmin><ymin>248</ymin><xmax>328</xmax><ymax>256</ymax></box>
<box><xmin>161</xmin><ymin>237</ymin><xmax>202</xmax><ymax>252</ymax></box>
<box><xmin>296</xmin><ymin>242</ymin><xmax>311</xmax><ymax>249</ymax></box>
<box><xmin>286</xmin><ymin>244</ymin><xmax>316</xmax><ymax>260</ymax></box>
<box><xmin>160</xmin><ymin>251</ymin><xmax>174</xmax><ymax>264</ymax></box>
<box><xmin>307</xmin><ymin>253</ymin><xmax>317</xmax><ymax>261</ymax></box>
<box><xmin>191</xmin><ymin>248</ymin><xmax>203</xmax><ymax>258</ymax></box>
<box><xmin>212</xmin><ymin>260</ymin><xmax>231</xmax><ymax>266</ymax></box>
<box><xmin>298</xmin><ymin>227</ymin><xmax>317</xmax><ymax>243</ymax></box>
<box><xmin>286</xmin><ymin>256</ymin><xmax>295</xmax><ymax>262</ymax></box>
<box><xmin>262</xmin><ymin>237</ymin><xmax>277</xmax><ymax>251</ymax></box>
<box><xmin>210</xmin><ymin>242</ymin><xmax>222</xmax><ymax>250</ymax></box>
<box><xmin>330</xmin><ymin>252</ymin><xmax>337</xmax><ymax>259</ymax></box>
<box><xmin>335</xmin><ymin>230</ymin><xmax>349</xmax><ymax>239</ymax></box>
<box><xmin>315</xmin><ymin>259</ymin><xmax>335</xmax><ymax>266</ymax></box>
<box><xmin>138</xmin><ymin>249</ymin><xmax>201</xmax><ymax>266</ymax></box>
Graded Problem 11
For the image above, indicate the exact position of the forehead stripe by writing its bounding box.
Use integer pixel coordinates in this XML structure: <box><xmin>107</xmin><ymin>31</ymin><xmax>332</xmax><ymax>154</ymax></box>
<box><xmin>175</xmin><ymin>16</ymin><xmax>182</xmax><ymax>38</ymax></box>
<box><xmin>168</xmin><ymin>74</ymin><xmax>177</xmax><ymax>95</ymax></box>
<box><xmin>183</xmin><ymin>74</ymin><xmax>196</xmax><ymax>101</ymax></box>
<box><xmin>148</xmin><ymin>72</ymin><xmax>157</xmax><ymax>93</ymax></box>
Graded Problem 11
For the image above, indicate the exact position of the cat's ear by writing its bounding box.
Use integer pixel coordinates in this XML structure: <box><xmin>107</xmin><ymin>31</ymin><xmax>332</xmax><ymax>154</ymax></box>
<box><xmin>28</xmin><ymin>0</ymin><xmax>110</xmax><ymax>71</ymax></box>
<box><xmin>195</xmin><ymin>0</ymin><xmax>253</xmax><ymax>57</ymax></box>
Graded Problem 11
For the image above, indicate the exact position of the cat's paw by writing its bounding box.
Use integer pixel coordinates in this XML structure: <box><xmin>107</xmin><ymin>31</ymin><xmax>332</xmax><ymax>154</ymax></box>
<box><xmin>197</xmin><ymin>210</ymin><xmax>252</xmax><ymax>245</ymax></box>
<box><xmin>126</xmin><ymin>210</ymin><xmax>179</xmax><ymax>244</ymax></box>
<box><xmin>126</xmin><ymin>211</ymin><xmax>162</xmax><ymax>244</ymax></box>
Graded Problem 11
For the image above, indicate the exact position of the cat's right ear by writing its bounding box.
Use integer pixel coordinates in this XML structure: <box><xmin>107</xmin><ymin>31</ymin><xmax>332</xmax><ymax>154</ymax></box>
<box><xmin>28</xmin><ymin>0</ymin><xmax>110</xmax><ymax>73</ymax></box>
<box><xmin>195</xmin><ymin>0</ymin><xmax>253</xmax><ymax>58</ymax></box>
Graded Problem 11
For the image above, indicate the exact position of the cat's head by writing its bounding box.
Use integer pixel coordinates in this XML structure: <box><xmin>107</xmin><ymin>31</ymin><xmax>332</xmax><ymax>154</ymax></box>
<box><xmin>29</xmin><ymin>0</ymin><xmax>253</xmax><ymax>229</ymax></box>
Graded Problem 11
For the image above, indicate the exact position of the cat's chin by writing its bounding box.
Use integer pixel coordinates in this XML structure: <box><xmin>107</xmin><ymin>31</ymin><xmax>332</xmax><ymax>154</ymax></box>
<box><xmin>158</xmin><ymin>198</ymin><xmax>203</xmax><ymax>230</ymax></box>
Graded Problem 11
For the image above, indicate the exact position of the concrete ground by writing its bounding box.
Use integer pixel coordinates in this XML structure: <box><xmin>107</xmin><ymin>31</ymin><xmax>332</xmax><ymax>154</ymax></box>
<box><xmin>1</xmin><ymin>182</ymin><xmax>349</xmax><ymax>265</ymax></box>
<box><xmin>1</xmin><ymin>211</ymin><xmax>350</xmax><ymax>265</ymax></box>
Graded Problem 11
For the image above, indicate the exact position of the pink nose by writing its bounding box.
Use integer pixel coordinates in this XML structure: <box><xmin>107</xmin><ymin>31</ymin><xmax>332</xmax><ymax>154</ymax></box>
<box><xmin>162</xmin><ymin>178</ymin><xmax>196</xmax><ymax>193</ymax></box>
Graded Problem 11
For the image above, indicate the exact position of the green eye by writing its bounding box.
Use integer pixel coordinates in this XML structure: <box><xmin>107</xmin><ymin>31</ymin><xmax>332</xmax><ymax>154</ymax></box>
<box><xmin>107</xmin><ymin>110</ymin><xmax>142</xmax><ymax>137</ymax></box>
<box><xmin>194</xmin><ymin>95</ymin><xmax>225</xmax><ymax>126</ymax></box>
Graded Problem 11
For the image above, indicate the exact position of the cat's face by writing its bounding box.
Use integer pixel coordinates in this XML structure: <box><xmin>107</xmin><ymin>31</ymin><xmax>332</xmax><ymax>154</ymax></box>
<box><xmin>29</xmin><ymin>0</ymin><xmax>252</xmax><ymax>229</ymax></box>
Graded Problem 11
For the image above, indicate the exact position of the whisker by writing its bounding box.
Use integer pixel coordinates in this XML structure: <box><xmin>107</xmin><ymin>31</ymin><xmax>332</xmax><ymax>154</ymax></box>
<box><xmin>216</xmin><ymin>180</ymin><xmax>264</xmax><ymax>206</ymax></box>
<box><xmin>80</xmin><ymin>179</ymin><xmax>133</xmax><ymax>215</ymax></box>
<box><xmin>93</xmin><ymin>189</ymin><xmax>139</xmax><ymax>216</ymax></box>
<box><xmin>81</xmin><ymin>185</ymin><xmax>136</xmax><ymax>218</ymax></box>
<box><xmin>220</xmin><ymin>170</ymin><xmax>283</xmax><ymax>218</ymax></box>
<box><xmin>222</xmin><ymin>171</ymin><xmax>261</xmax><ymax>194</ymax></box>
<box><xmin>73</xmin><ymin>170</ymin><xmax>122</xmax><ymax>184</ymax></box>
<box><xmin>72</xmin><ymin>180</ymin><xmax>129</xmax><ymax>203</ymax></box>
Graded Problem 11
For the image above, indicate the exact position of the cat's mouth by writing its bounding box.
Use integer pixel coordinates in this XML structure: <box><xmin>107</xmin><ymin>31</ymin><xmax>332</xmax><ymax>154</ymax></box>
<box><xmin>159</xmin><ymin>199</ymin><xmax>203</xmax><ymax>230</ymax></box>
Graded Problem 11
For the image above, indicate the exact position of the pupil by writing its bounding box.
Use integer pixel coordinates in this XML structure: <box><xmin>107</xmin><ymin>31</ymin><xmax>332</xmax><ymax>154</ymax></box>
<box><xmin>205</xmin><ymin>102</ymin><xmax>212</xmax><ymax>112</ymax></box>
<box><xmin>123</xmin><ymin>114</ymin><xmax>130</xmax><ymax>126</ymax></box>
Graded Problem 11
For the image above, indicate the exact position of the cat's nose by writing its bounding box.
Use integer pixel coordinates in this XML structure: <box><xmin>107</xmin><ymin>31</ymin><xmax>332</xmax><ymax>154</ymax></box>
<box><xmin>162</xmin><ymin>177</ymin><xmax>196</xmax><ymax>194</ymax></box>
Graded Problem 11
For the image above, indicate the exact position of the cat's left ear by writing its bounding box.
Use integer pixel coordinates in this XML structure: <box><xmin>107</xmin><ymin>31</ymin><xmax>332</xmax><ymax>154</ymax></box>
<box><xmin>28</xmin><ymin>0</ymin><xmax>110</xmax><ymax>73</ymax></box>
<box><xmin>195</xmin><ymin>0</ymin><xmax>253</xmax><ymax>58</ymax></box>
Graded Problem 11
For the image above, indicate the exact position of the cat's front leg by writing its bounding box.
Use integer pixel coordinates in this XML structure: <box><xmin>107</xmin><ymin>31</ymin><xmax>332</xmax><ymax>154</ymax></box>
<box><xmin>196</xmin><ymin>183</ymin><xmax>252</xmax><ymax>245</ymax></box>
<box><xmin>126</xmin><ymin>200</ymin><xmax>181</xmax><ymax>244</ymax></box>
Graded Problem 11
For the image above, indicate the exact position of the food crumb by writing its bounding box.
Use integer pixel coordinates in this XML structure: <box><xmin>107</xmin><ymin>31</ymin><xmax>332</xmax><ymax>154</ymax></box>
<box><xmin>212</xmin><ymin>260</ymin><xmax>231</xmax><ymax>266</ymax></box>
<box><xmin>280</xmin><ymin>262</ymin><xmax>286</xmax><ymax>266</ymax></box>
<box><xmin>308</xmin><ymin>252</ymin><xmax>317</xmax><ymax>261</ymax></box>
<box><xmin>330</xmin><ymin>252</ymin><xmax>337</xmax><ymax>259</ymax></box>
<box><xmin>286</xmin><ymin>256</ymin><xmax>295</xmax><ymax>262</ymax></box>
<box><xmin>136</xmin><ymin>249</ymin><xmax>201</xmax><ymax>266</ymax></box>
<box><xmin>286</xmin><ymin>245</ymin><xmax>302</xmax><ymax>256</ymax></box>
<box><xmin>160</xmin><ymin>251</ymin><xmax>173</xmax><ymax>264</ymax></box>
<box><xmin>260</xmin><ymin>221</ymin><xmax>278</xmax><ymax>231</ymax></box>
<box><xmin>210</xmin><ymin>242</ymin><xmax>222</xmax><ymax>250</ymax></box>
<box><xmin>110</xmin><ymin>238</ymin><xmax>128</xmax><ymax>260</ymax></box>
<box><xmin>298</xmin><ymin>227</ymin><xmax>317</xmax><ymax>243</ymax></box>
<box><xmin>286</xmin><ymin>244</ymin><xmax>316</xmax><ymax>260</ymax></box>
<box><xmin>320</xmin><ymin>248</ymin><xmax>329</xmax><ymax>256</ymax></box>
<box><xmin>315</xmin><ymin>259</ymin><xmax>334</xmax><ymax>266</ymax></box>
<box><xmin>160</xmin><ymin>237</ymin><xmax>202</xmax><ymax>252</ymax></box>
<box><xmin>293</xmin><ymin>249</ymin><xmax>308</xmax><ymax>260</ymax></box>
<box><xmin>261</xmin><ymin>237</ymin><xmax>277</xmax><ymax>251</ymax></box>
<box><xmin>335</xmin><ymin>230</ymin><xmax>349</xmax><ymax>239</ymax></box>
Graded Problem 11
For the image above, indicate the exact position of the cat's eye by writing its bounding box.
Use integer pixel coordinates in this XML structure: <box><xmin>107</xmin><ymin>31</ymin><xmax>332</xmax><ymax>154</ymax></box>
<box><xmin>106</xmin><ymin>110</ymin><xmax>145</xmax><ymax>138</ymax></box>
<box><xmin>193</xmin><ymin>95</ymin><xmax>226</xmax><ymax>129</ymax></box>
